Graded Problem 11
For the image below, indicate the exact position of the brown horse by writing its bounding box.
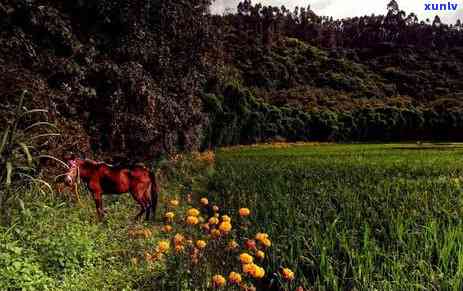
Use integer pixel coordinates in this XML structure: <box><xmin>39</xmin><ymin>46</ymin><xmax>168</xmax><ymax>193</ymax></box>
<box><xmin>64</xmin><ymin>158</ymin><xmax>159</xmax><ymax>220</ymax></box>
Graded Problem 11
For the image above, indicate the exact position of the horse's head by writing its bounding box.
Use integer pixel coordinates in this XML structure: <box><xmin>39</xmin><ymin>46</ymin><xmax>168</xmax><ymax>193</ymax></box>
<box><xmin>64</xmin><ymin>155</ymin><xmax>80</xmax><ymax>186</ymax></box>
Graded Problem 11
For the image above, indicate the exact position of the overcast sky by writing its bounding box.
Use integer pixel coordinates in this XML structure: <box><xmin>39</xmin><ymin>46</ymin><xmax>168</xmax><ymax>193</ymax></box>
<box><xmin>211</xmin><ymin>0</ymin><xmax>463</xmax><ymax>24</ymax></box>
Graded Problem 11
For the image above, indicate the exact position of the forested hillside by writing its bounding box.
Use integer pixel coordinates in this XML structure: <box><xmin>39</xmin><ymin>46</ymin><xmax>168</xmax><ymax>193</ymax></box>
<box><xmin>204</xmin><ymin>0</ymin><xmax>463</xmax><ymax>145</ymax></box>
<box><xmin>2</xmin><ymin>0</ymin><xmax>463</xmax><ymax>158</ymax></box>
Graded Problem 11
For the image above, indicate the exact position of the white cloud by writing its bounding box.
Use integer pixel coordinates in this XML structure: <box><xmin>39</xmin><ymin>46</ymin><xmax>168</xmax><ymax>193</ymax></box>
<box><xmin>211</xmin><ymin>0</ymin><xmax>463</xmax><ymax>24</ymax></box>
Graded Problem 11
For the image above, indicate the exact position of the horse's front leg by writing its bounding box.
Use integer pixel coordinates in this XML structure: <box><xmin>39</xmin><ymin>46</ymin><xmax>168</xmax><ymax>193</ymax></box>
<box><xmin>89</xmin><ymin>180</ymin><xmax>105</xmax><ymax>219</ymax></box>
<box><xmin>94</xmin><ymin>191</ymin><xmax>105</xmax><ymax>219</ymax></box>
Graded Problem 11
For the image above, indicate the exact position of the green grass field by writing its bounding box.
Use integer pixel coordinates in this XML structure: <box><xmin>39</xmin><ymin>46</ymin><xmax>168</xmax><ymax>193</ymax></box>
<box><xmin>210</xmin><ymin>143</ymin><xmax>463</xmax><ymax>290</ymax></box>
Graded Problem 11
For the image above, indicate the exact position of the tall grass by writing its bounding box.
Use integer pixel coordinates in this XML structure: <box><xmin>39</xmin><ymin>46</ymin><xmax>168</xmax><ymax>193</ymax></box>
<box><xmin>0</xmin><ymin>90</ymin><xmax>60</xmax><ymax>223</ymax></box>
<box><xmin>210</xmin><ymin>144</ymin><xmax>463</xmax><ymax>290</ymax></box>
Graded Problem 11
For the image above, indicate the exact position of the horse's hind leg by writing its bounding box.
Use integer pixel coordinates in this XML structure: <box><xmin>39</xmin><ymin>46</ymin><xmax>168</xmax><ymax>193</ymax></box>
<box><xmin>145</xmin><ymin>204</ymin><xmax>151</xmax><ymax>220</ymax></box>
<box><xmin>134</xmin><ymin>207</ymin><xmax>145</xmax><ymax>221</ymax></box>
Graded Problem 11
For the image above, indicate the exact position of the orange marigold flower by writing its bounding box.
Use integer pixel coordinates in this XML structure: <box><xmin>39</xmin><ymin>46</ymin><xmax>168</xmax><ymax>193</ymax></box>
<box><xmin>212</xmin><ymin>274</ymin><xmax>226</xmax><ymax>288</ymax></box>
<box><xmin>162</xmin><ymin>225</ymin><xmax>173</xmax><ymax>233</ymax></box>
<box><xmin>255</xmin><ymin>250</ymin><xmax>265</xmax><ymax>260</ymax></box>
<box><xmin>187</xmin><ymin>208</ymin><xmax>200</xmax><ymax>217</ymax></box>
<box><xmin>261</xmin><ymin>238</ymin><xmax>271</xmax><ymax>248</ymax></box>
<box><xmin>173</xmin><ymin>233</ymin><xmax>185</xmax><ymax>246</ymax></box>
<box><xmin>239</xmin><ymin>208</ymin><xmax>251</xmax><ymax>217</ymax></box>
<box><xmin>196</xmin><ymin>240</ymin><xmax>207</xmax><ymax>249</ymax></box>
<box><xmin>228</xmin><ymin>272</ymin><xmax>242</xmax><ymax>284</ymax></box>
<box><xmin>219</xmin><ymin>221</ymin><xmax>232</xmax><ymax>233</ymax></box>
<box><xmin>221</xmin><ymin>215</ymin><xmax>231</xmax><ymax>222</ymax></box>
<box><xmin>175</xmin><ymin>244</ymin><xmax>185</xmax><ymax>253</ymax></box>
<box><xmin>227</xmin><ymin>240</ymin><xmax>239</xmax><ymax>251</ymax></box>
<box><xmin>242</xmin><ymin>263</ymin><xmax>255</xmax><ymax>275</ymax></box>
<box><xmin>186</xmin><ymin>215</ymin><xmax>199</xmax><ymax>225</ymax></box>
<box><xmin>169</xmin><ymin>199</ymin><xmax>179</xmax><ymax>207</ymax></box>
<box><xmin>281</xmin><ymin>268</ymin><xmax>295</xmax><ymax>281</ymax></box>
<box><xmin>255</xmin><ymin>232</ymin><xmax>269</xmax><ymax>242</ymax></box>
<box><xmin>254</xmin><ymin>265</ymin><xmax>265</xmax><ymax>279</ymax></box>
<box><xmin>157</xmin><ymin>240</ymin><xmax>170</xmax><ymax>253</ymax></box>
<box><xmin>208</xmin><ymin>217</ymin><xmax>219</xmax><ymax>225</ymax></box>
<box><xmin>255</xmin><ymin>233</ymin><xmax>271</xmax><ymax>247</ymax></box>
<box><xmin>243</xmin><ymin>263</ymin><xmax>265</xmax><ymax>279</ymax></box>
<box><xmin>211</xmin><ymin>229</ymin><xmax>221</xmax><ymax>238</ymax></box>
<box><xmin>200</xmin><ymin>197</ymin><xmax>209</xmax><ymax>205</ymax></box>
<box><xmin>239</xmin><ymin>253</ymin><xmax>254</xmax><ymax>264</ymax></box>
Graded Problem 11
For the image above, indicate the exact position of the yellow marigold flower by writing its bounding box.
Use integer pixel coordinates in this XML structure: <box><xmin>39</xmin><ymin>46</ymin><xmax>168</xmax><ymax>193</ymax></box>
<box><xmin>255</xmin><ymin>233</ymin><xmax>271</xmax><ymax>247</ymax></box>
<box><xmin>221</xmin><ymin>215</ymin><xmax>231</xmax><ymax>222</ymax></box>
<box><xmin>242</xmin><ymin>263</ymin><xmax>255</xmax><ymax>274</ymax></box>
<box><xmin>173</xmin><ymin>233</ymin><xmax>185</xmax><ymax>246</ymax></box>
<box><xmin>228</xmin><ymin>272</ymin><xmax>242</xmax><ymax>284</ymax></box>
<box><xmin>170</xmin><ymin>199</ymin><xmax>179</xmax><ymax>207</ymax></box>
<box><xmin>281</xmin><ymin>268</ymin><xmax>295</xmax><ymax>281</ymax></box>
<box><xmin>196</xmin><ymin>240</ymin><xmax>207</xmax><ymax>249</ymax></box>
<box><xmin>211</xmin><ymin>229</ymin><xmax>221</xmax><ymax>238</ymax></box>
<box><xmin>254</xmin><ymin>266</ymin><xmax>265</xmax><ymax>279</ymax></box>
<box><xmin>255</xmin><ymin>232</ymin><xmax>269</xmax><ymax>242</ymax></box>
<box><xmin>212</xmin><ymin>274</ymin><xmax>226</xmax><ymax>288</ymax></box>
<box><xmin>200</xmin><ymin>197</ymin><xmax>209</xmax><ymax>205</ymax></box>
<box><xmin>261</xmin><ymin>238</ymin><xmax>271</xmax><ymax>248</ymax></box>
<box><xmin>186</xmin><ymin>215</ymin><xmax>199</xmax><ymax>225</ymax></box>
<box><xmin>239</xmin><ymin>208</ymin><xmax>251</xmax><ymax>217</ymax></box>
<box><xmin>212</xmin><ymin>205</ymin><xmax>219</xmax><ymax>212</ymax></box>
<box><xmin>243</xmin><ymin>263</ymin><xmax>265</xmax><ymax>279</ymax></box>
<box><xmin>255</xmin><ymin>250</ymin><xmax>265</xmax><ymax>260</ymax></box>
<box><xmin>219</xmin><ymin>221</ymin><xmax>232</xmax><ymax>233</ymax></box>
<box><xmin>187</xmin><ymin>208</ymin><xmax>200</xmax><ymax>217</ymax></box>
<box><xmin>162</xmin><ymin>225</ymin><xmax>173</xmax><ymax>233</ymax></box>
<box><xmin>227</xmin><ymin>240</ymin><xmax>239</xmax><ymax>251</ymax></box>
<box><xmin>239</xmin><ymin>253</ymin><xmax>254</xmax><ymax>264</ymax></box>
<box><xmin>208</xmin><ymin>217</ymin><xmax>219</xmax><ymax>225</ymax></box>
<box><xmin>165</xmin><ymin>212</ymin><xmax>175</xmax><ymax>220</ymax></box>
<box><xmin>157</xmin><ymin>240</ymin><xmax>170</xmax><ymax>253</ymax></box>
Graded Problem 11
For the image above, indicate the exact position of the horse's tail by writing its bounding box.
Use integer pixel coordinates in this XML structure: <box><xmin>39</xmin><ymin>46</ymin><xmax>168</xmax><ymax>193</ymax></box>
<box><xmin>149</xmin><ymin>170</ymin><xmax>160</xmax><ymax>220</ymax></box>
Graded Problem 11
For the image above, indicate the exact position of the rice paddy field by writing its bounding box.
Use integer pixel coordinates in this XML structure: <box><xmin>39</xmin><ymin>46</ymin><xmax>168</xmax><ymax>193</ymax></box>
<box><xmin>209</xmin><ymin>143</ymin><xmax>463</xmax><ymax>290</ymax></box>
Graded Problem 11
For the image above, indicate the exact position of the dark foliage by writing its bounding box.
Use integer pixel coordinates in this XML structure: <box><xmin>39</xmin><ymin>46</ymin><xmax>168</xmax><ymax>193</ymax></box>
<box><xmin>0</xmin><ymin>0</ymin><xmax>214</xmax><ymax>160</ymax></box>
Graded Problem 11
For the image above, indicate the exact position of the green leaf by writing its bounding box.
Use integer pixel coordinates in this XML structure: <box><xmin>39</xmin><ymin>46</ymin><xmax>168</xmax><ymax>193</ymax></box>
<box><xmin>17</xmin><ymin>142</ymin><xmax>33</xmax><ymax>166</ymax></box>
<box><xmin>38</xmin><ymin>155</ymin><xmax>69</xmax><ymax>169</ymax></box>
<box><xmin>6</xmin><ymin>161</ymin><xmax>13</xmax><ymax>186</ymax></box>
<box><xmin>19</xmin><ymin>109</ymin><xmax>48</xmax><ymax>120</ymax></box>
<box><xmin>0</xmin><ymin>126</ymin><xmax>10</xmax><ymax>156</ymax></box>
<box><xmin>17</xmin><ymin>173</ymin><xmax>54</xmax><ymax>195</ymax></box>
<box><xmin>28</xmin><ymin>133</ymin><xmax>60</xmax><ymax>141</ymax></box>
<box><xmin>23</xmin><ymin>122</ymin><xmax>57</xmax><ymax>132</ymax></box>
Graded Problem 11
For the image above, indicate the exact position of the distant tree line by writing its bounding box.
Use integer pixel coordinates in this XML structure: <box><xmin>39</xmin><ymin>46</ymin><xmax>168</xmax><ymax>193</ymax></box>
<box><xmin>199</xmin><ymin>0</ymin><xmax>463</xmax><ymax>146</ymax></box>
<box><xmin>217</xmin><ymin>0</ymin><xmax>463</xmax><ymax>50</ymax></box>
